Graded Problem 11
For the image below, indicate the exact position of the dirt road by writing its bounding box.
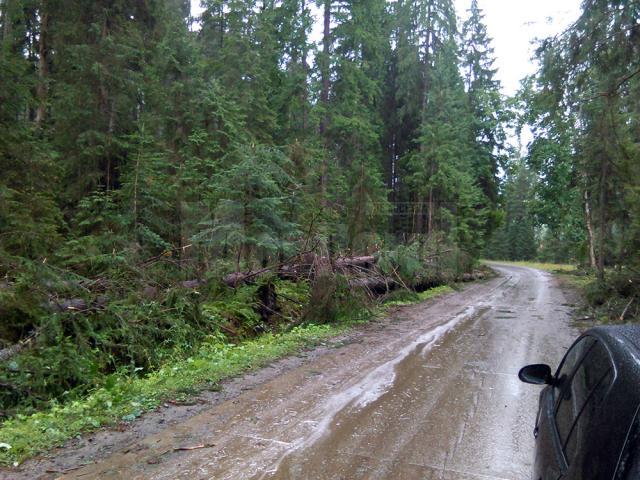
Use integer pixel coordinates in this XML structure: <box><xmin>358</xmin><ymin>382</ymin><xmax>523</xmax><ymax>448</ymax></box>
<box><xmin>17</xmin><ymin>264</ymin><xmax>581</xmax><ymax>479</ymax></box>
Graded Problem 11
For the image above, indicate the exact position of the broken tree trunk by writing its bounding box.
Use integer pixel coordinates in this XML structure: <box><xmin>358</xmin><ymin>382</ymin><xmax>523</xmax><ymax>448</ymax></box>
<box><xmin>334</xmin><ymin>255</ymin><xmax>375</xmax><ymax>270</ymax></box>
<box><xmin>223</xmin><ymin>255</ymin><xmax>378</xmax><ymax>287</ymax></box>
<box><xmin>0</xmin><ymin>330</ymin><xmax>38</xmax><ymax>362</ymax></box>
<box><xmin>348</xmin><ymin>276</ymin><xmax>395</xmax><ymax>295</ymax></box>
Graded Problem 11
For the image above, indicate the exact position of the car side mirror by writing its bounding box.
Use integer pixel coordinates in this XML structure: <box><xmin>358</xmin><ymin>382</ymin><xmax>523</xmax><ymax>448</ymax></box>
<box><xmin>518</xmin><ymin>364</ymin><xmax>553</xmax><ymax>385</ymax></box>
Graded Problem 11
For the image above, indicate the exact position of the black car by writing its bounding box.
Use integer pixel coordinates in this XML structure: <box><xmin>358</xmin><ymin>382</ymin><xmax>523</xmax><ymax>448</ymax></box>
<box><xmin>519</xmin><ymin>325</ymin><xmax>640</xmax><ymax>479</ymax></box>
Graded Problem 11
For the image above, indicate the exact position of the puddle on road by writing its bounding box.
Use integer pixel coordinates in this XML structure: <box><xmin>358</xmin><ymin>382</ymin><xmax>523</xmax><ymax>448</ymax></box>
<box><xmin>44</xmin><ymin>265</ymin><xmax>578</xmax><ymax>480</ymax></box>
<box><xmin>265</xmin><ymin>306</ymin><xmax>492</xmax><ymax>480</ymax></box>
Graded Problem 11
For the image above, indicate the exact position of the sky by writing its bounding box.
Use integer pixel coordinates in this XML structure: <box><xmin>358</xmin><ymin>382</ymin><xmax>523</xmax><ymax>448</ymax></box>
<box><xmin>455</xmin><ymin>0</ymin><xmax>582</xmax><ymax>96</ymax></box>
<box><xmin>456</xmin><ymin>0</ymin><xmax>582</xmax><ymax>150</ymax></box>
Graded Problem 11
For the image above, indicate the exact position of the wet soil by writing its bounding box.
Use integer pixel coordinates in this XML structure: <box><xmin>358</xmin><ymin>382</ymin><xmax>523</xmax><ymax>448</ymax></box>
<box><xmin>3</xmin><ymin>264</ymin><xmax>582</xmax><ymax>480</ymax></box>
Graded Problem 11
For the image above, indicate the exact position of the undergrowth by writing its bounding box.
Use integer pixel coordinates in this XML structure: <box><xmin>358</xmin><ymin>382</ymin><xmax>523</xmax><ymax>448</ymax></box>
<box><xmin>381</xmin><ymin>285</ymin><xmax>455</xmax><ymax>307</ymax></box>
<box><xmin>0</xmin><ymin>282</ymin><xmax>455</xmax><ymax>466</ymax></box>
<box><xmin>0</xmin><ymin>277</ymin><xmax>311</xmax><ymax>417</ymax></box>
<box><xmin>0</xmin><ymin>323</ymin><xmax>338</xmax><ymax>466</ymax></box>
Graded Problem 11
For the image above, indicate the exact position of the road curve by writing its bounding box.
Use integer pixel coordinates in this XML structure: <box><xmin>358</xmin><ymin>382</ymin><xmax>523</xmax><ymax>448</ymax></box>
<box><xmin>57</xmin><ymin>264</ymin><xmax>579</xmax><ymax>480</ymax></box>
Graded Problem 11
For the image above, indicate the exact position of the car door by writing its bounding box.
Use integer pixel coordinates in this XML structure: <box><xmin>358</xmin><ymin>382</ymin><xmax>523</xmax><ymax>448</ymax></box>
<box><xmin>558</xmin><ymin>339</ymin><xmax>614</xmax><ymax>478</ymax></box>
<box><xmin>614</xmin><ymin>405</ymin><xmax>640</xmax><ymax>479</ymax></box>
<box><xmin>533</xmin><ymin>336</ymin><xmax>596</xmax><ymax>480</ymax></box>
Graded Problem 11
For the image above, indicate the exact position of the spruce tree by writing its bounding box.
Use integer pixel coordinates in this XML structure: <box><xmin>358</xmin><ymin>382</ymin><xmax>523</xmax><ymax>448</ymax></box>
<box><xmin>460</xmin><ymin>0</ymin><xmax>504</xmax><ymax>238</ymax></box>
<box><xmin>329</xmin><ymin>0</ymin><xmax>391</xmax><ymax>249</ymax></box>
<box><xmin>486</xmin><ymin>159</ymin><xmax>537</xmax><ymax>261</ymax></box>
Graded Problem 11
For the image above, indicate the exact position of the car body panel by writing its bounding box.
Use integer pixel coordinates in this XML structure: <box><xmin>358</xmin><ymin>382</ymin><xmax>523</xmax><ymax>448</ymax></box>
<box><xmin>527</xmin><ymin>326</ymin><xmax>640</xmax><ymax>480</ymax></box>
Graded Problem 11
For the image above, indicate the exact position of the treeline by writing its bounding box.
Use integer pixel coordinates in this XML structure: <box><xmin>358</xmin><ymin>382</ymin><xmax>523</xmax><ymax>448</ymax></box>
<box><xmin>502</xmin><ymin>0</ymin><xmax>639</xmax><ymax>319</ymax></box>
<box><xmin>0</xmin><ymin>0</ymin><xmax>503</xmax><ymax>414</ymax></box>
<box><xmin>0</xmin><ymin>0</ymin><xmax>504</xmax><ymax>266</ymax></box>
<box><xmin>525</xmin><ymin>0</ymin><xmax>640</xmax><ymax>273</ymax></box>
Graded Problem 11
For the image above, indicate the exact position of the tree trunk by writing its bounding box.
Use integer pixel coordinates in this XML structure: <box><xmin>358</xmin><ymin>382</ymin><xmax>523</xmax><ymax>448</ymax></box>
<box><xmin>597</xmin><ymin>160</ymin><xmax>608</xmax><ymax>280</ymax></box>
<box><xmin>300</xmin><ymin>0</ymin><xmax>309</xmax><ymax>132</ymax></box>
<box><xmin>414</xmin><ymin>196</ymin><xmax>423</xmax><ymax>235</ymax></box>
<box><xmin>427</xmin><ymin>187</ymin><xmax>434</xmax><ymax>235</ymax></box>
<box><xmin>420</xmin><ymin>2</ymin><xmax>433</xmax><ymax>114</ymax></box>
<box><xmin>419</xmin><ymin>3</ymin><xmax>433</xmax><ymax>237</ymax></box>
<box><xmin>132</xmin><ymin>140</ymin><xmax>142</xmax><ymax>234</ymax></box>
<box><xmin>0</xmin><ymin>330</ymin><xmax>38</xmax><ymax>363</ymax></box>
<box><xmin>1</xmin><ymin>0</ymin><xmax>11</xmax><ymax>42</ymax></box>
<box><xmin>583</xmin><ymin>187</ymin><xmax>597</xmax><ymax>269</ymax></box>
<box><xmin>35</xmin><ymin>5</ymin><xmax>49</xmax><ymax>125</ymax></box>
<box><xmin>98</xmin><ymin>16</ymin><xmax>116</xmax><ymax>190</ymax></box>
<box><xmin>219</xmin><ymin>0</ymin><xmax>224</xmax><ymax>48</ymax></box>
<box><xmin>319</xmin><ymin>0</ymin><xmax>331</xmax><ymax>204</ymax></box>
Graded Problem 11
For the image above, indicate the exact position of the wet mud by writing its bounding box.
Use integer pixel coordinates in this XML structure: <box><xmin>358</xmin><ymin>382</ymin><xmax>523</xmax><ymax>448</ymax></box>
<box><xmin>6</xmin><ymin>264</ymin><xmax>580</xmax><ymax>480</ymax></box>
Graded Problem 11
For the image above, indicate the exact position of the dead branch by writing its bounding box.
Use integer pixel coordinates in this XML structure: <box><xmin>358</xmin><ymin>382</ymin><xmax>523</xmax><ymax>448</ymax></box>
<box><xmin>619</xmin><ymin>297</ymin><xmax>635</xmax><ymax>322</ymax></box>
<box><xmin>0</xmin><ymin>329</ymin><xmax>38</xmax><ymax>363</ymax></box>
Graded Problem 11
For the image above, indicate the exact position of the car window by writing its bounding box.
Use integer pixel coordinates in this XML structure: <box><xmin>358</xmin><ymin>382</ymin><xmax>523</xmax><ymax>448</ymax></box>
<box><xmin>554</xmin><ymin>336</ymin><xmax>596</xmax><ymax>399</ymax></box>
<box><xmin>553</xmin><ymin>337</ymin><xmax>595</xmax><ymax>459</ymax></box>
<box><xmin>561</xmin><ymin>341</ymin><xmax>614</xmax><ymax>461</ymax></box>
<box><xmin>615</xmin><ymin>405</ymin><xmax>640</xmax><ymax>480</ymax></box>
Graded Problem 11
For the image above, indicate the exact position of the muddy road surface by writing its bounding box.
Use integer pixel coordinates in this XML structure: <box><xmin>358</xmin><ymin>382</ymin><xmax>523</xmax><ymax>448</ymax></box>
<box><xmin>13</xmin><ymin>264</ymin><xmax>581</xmax><ymax>480</ymax></box>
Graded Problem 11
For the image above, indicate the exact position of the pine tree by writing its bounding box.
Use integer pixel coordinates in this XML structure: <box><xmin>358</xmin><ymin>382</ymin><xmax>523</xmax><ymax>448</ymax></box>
<box><xmin>196</xmin><ymin>145</ymin><xmax>300</xmax><ymax>270</ymax></box>
<box><xmin>410</xmin><ymin>36</ymin><xmax>485</xmax><ymax>254</ymax></box>
<box><xmin>0</xmin><ymin>0</ymin><xmax>61</xmax><ymax>259</ymax></box>
<box><xmin>518</xmin><ymin>78</ymin><xmax>586</xmax><ymax>264</ymax></box>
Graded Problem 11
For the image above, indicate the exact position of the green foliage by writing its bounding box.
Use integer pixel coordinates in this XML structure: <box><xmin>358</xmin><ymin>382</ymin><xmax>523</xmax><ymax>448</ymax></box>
<box><xmin>377</xmin><ymin>243</ymin><xmax>424</xmax><ymax>283</ymax></box>
<box><xmin>584</xmin><ymin>269</ymin><xmax>640</xmax><ymax>322</ymax></box>
<box><xmin>0</xmin><ymin>289</ymin><xmax>202</xmax><ymax>413</ymax></box>
<box><xmin>304</xmin><ymin>273</ymin><xmax>371</xmax><ymax>325</ymax></box>
<box><xmin>525</xmin><ymin>0</ymin><xmax>640</xmax><ymax>280</ymax></box>
<box><xmin>485</xmin><ymin>159</ymin><xmax>538</xmax><ymax>261</ymax></box>
<box><xmin>461</xmin><ymin>0</ymin><xmax>505</xmax><ymax>221</ymax></box>
<box><xmin>196</xmin><ymin>145</ymin><xmax>300</xmax><ymax>269</ymax></box>
<box><xmin>377</xmin><ymin>237</ymin><xmax>470</xmax><ymax>287</ymax></box>
<box><xmin>0</xmin><ymin>276</ymin><xmax>312</xmax><ymax>417</ymax></box>
<box><xmin>382</xmin><ymin>285</ymin><xmax>454</xmax><ymax>307</ymax></box>
<box><xmin>202</xmin><ymin>285</ymin><xmax>261</xmax><ymax>336</ymax></box>
<box><xmin>274</xmin><ymin>279</ymin><xmax>311</xmax><ymax>322</ymax></box>
<box><xmin>0</xmin><ymin>322</ymin><xmax>339</xmax><ymax>466</ymax></box>
<box><xmin>0</xmin><ymin>0</ymin><xmax>514</xmax><ymax>461</ymax></box>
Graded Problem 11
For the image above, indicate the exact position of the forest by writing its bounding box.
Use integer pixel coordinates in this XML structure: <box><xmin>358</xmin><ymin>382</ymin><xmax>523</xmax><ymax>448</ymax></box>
<box><xmin>0</xmin><ymin>0</ymin><xmax>639</xmax><ymax>457</ymax></box>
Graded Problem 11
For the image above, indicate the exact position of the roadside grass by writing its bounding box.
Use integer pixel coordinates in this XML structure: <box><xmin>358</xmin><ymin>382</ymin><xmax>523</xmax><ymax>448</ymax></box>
<box><xmin>482</xmin><ymin>259</ymin><xmax>597</xmax><ymax>291</ymax></box>
<box><xmin>481</xmin><ymin>259</ymin><xmax>577</xmax><ymax>273</ymax></box>
<box><xmin>381</xmin><ymin>285</ymin><xmax>455</xmax><ymax>307</ymax></box>
<box><xmin>558</xmin><ymin>273</ymin><xmax>595</xmax><ymax>290</ymax></box>
<box><xmin>0</xmin><ymin>324</ymin><xmax>340</xmax><ymax>466</ymax></box>
<box><xmin>0</xmin><ymin>285</ymin><xmax>454</xmax><ymax>467</ymax></box>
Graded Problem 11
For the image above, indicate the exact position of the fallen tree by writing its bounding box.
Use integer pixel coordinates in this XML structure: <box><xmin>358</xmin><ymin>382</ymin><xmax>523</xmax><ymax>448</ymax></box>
<box><xmin>223</xmin><ymin>254</ymin><xmax>378</xmax><ymax>287</ymax></box>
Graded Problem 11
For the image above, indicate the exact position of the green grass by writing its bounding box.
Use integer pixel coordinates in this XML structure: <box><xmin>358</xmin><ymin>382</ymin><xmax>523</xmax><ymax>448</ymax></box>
<box><xmin>382</xmin><ymin>285</ymin><xmax>455</xmax><ymax>307</ymax></box>
<box><xmin>481</xmin><ymin>259</ymin><xmax>577</xmax><ymax>273</ymax></box>
<box><xmin>0</xmin><ymin>324</ymin><xmax>340</xmax><ymax>466</ymax></box>
<box><xmin>558</xmin><ymin>273</ymin><xmax>595</xmax><ymax>289</ymax></box>
<box><xmin>0</xmin><ymin>284</ymin><xmax>455</xmax><ymax>466</ymax></box>
<box><xmin>482</xmin><ymin>259</ymin><xmax>597</xmax><ymax>293</ymax></box>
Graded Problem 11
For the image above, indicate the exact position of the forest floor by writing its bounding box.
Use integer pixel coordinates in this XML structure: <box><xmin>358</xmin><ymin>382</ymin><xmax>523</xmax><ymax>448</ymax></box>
<box><xmin>1</xmin><ymin>264</ymin><xmax>588</xmax><ymax>479</ymax></box>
